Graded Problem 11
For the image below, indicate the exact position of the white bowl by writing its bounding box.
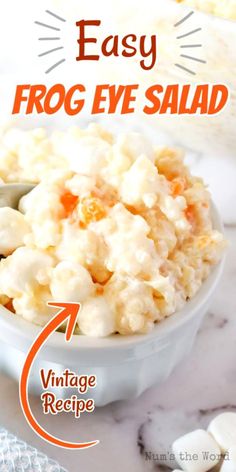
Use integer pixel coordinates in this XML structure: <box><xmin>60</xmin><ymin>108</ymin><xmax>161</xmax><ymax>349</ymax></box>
<box><xmin>0</xmin><ymin>205</ymin><xmax>225</xmax><ymax>406</ymax></box>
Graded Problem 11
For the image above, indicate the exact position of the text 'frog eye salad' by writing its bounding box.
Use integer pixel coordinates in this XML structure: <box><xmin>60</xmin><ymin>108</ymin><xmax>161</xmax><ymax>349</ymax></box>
<box><xmin>0</xmin><ymin>124</ymin><xmax>226</xmax><ymax>337</ymax></box>
<box><xmin>176</xmin><ymin>0</ymin><xmax>236</xmax><ymax>20</ymax></box>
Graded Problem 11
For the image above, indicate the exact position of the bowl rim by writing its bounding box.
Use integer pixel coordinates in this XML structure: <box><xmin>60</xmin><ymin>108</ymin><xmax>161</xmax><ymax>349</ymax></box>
<box><xmin>0</xmin><ymin>202</ymin><xmax>225</xmax><ymax>355</ymax></box>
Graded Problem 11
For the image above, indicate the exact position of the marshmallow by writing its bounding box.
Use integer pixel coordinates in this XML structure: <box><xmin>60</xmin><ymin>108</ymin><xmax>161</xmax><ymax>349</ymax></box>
<box><xmin>220</xmin><ymin>447</ymin><xmax>236</xmax><ymax>472</ymax></box>
<box><xmin>0</xmin><ymin>247</ymin><xmax>54</xmax><ymax>298</ymax></box>
<box><xmin>160</xmin><ymin>195</ymin><xmax>190</xmax><ymax>234</ymax></box>
<box><xmin>208</xmin><ymin>412</ymin><xmax>236</xmax><ymax>453</ymax></box>
<box><xmin>64</xmin><ymin>135</ymin><xmax>110</xmax><ymax>176</ymax></box>
<box><xmin>50</xmin><ymin>261</ymin><xmax>95</xmax><ymax>302</ymax></box>
<box><xmin>91</xmin><ymin>203</ymin><xmax>160</xmax><ymax>277</ymax></box>
<box><xmin>116</xmin><ymin>132</ymin><xmax>155</xmax><ymax>163</ymax></box>
<box><xmin>77</xmin><ymin>296</ymin><xmax>115</xmax><ymax>337</ymax></box>
<box><xmin>104</xmin><ymin>274</ymin><xmax>158</xmax><ymax>334</ymax></box>
<box><xmin>13</xmin><ymin>288</ymin><xmax>57</xmax><ymax>326</ymax></box>
<box><xmin>0</xmin><ymin>207</ymin><xmax>30</xmax><ymax>255</ymax></box>
<box><xmin>172</xmin><ymin>429</ymin><xmax>221</xmax><ymax>472</ymax></box>
<box><xmin>120</xmin><ymin>155</ymin><xmax>161</xmax><ymax>208</ymax></box>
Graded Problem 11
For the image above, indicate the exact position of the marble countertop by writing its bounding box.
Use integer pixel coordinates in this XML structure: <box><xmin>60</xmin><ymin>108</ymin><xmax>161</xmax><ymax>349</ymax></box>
<box><xmin>0</xmin><ymin>175</ymin><xmax>235</xmax><ymax>472</ymax></box>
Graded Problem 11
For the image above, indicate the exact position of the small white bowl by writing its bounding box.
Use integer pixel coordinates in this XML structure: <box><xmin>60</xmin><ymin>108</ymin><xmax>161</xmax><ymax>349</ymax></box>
<box><xmin>0</xmin><ymin>205</ymin><xmax>225</xmax><ymax>406</ymax></box>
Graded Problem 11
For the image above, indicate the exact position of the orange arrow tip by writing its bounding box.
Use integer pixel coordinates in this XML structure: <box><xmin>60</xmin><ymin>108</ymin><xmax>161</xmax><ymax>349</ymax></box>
<box><xmin>47</xmin><ymin>301</ymin><xmax>81</xmax><ymax>342</ymax></box>
<box><xmin>47</xmin><ymin>301</ymin><xmax>81</xmax><ymax>311</ymax></box>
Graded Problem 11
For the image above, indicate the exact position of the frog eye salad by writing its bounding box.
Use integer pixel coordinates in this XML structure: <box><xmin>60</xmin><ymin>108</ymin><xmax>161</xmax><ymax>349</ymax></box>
<box><xmin>176</xmin><ymin>0</ymin><xmax>236</xmax><ymax>20</ymax></box>
<box><xmin>0</xmin><ymin>124</ymin><xmax>226</xmax><ymax>337</ymax></box>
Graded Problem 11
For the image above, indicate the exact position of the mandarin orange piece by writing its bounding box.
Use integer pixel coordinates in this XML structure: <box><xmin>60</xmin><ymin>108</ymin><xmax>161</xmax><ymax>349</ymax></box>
<box><xmin>80</xmin><ymin>197</ymin><xmax>106</xmax><ymax>226</ymax></box>
<box><xmin>170</xmin><ymin>177</ymin><xmax>187</xmax><ymax>197</ymax></box>
<box><xmin>60</xmin><ymin>191</ymin><xmax>79</xmax><ymax>217</ymax></box>
<box><xmin>185</xmin><ymin>204</ymin><xmax>196</xmax><ymax>225</ymax></box>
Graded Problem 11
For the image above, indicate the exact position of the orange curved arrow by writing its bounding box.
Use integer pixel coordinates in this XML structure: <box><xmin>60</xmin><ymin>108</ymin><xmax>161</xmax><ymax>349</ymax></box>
<box><xmin>19</xmin><ymin>301</ymin><xmax>99</xmax><ymax>449</ymax></box>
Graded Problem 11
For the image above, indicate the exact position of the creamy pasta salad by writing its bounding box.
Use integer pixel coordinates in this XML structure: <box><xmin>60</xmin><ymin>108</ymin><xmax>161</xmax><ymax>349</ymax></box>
<box><xmin>176</xmin><ymin>0</ymin><xmax>236</xmax><ymax>20</ymax></box>
<box><xmin>0</xmin><ymin>124</ymin><xmax>226</xmax><ymax>337</ymax></box>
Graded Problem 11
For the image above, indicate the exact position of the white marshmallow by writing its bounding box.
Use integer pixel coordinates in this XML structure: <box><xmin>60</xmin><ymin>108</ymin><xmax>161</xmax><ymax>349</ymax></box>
<box><xmin>91</xmin><ymin>203</ymin><xmax>160</xmax><ymax>277</ymax></box>
<box><xmin>0</xmin><ymin>247</ymin><xmax>54</xmax><ymax>298</ymax></box>
<box><xmin>104</xmin><ymin>274</ymin><xmax>159</xmax><ymax>334</ymax></box>
<box><xmin>220</xmin><ymin>447</ymin><xmax>236</xmax><ymax>472</ymax></box>
<box><xmin>50</xmin><ymin>261</ymin><xmax>95</xmax><ymax>302</ymax></box>
<box><xmin>116</xmin><ymin>132</ymin><xmax>155</xmax><ymax>163</ymax></box>
<box><xmin>65</xmin><ymin>174</ymin><xmax>95</xmax><ymax>197</ymax></box>
<box><xmin>208</xmin><ymin>412</ymin><xmax>236</xmax><ymax>453</ymax></box>
<box><xmin>120</xmin><ymin>155</ymin><xmax>160</xmax><ymax>208</ymax></box>
<box><xmin>77</xmin><ymin>296</ymin><xmax>115</xmax><ymax>337</ymax></box>
<box><xmin>172</xmin><ymin>429</ymin><xmax>221</xmax><ymax>472</ymax></box>
<box><xmin>13</xmin><ymin>288</ymin><xmax>57</xmax><ymax>326</ymax></box>
<box><xmin>0</xmin><ymin>207</ymin><xmax>30</xmax><ymax>255</ymax></box>
<box><xmin>160</xmin><ymin>195</ymin><xmax>190</xmax><ymax>233</ymax></box>
<box><xmin>64</xmin><ymin>135</ymin><xmax>110</xmax><ymax>176</ymax></box>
